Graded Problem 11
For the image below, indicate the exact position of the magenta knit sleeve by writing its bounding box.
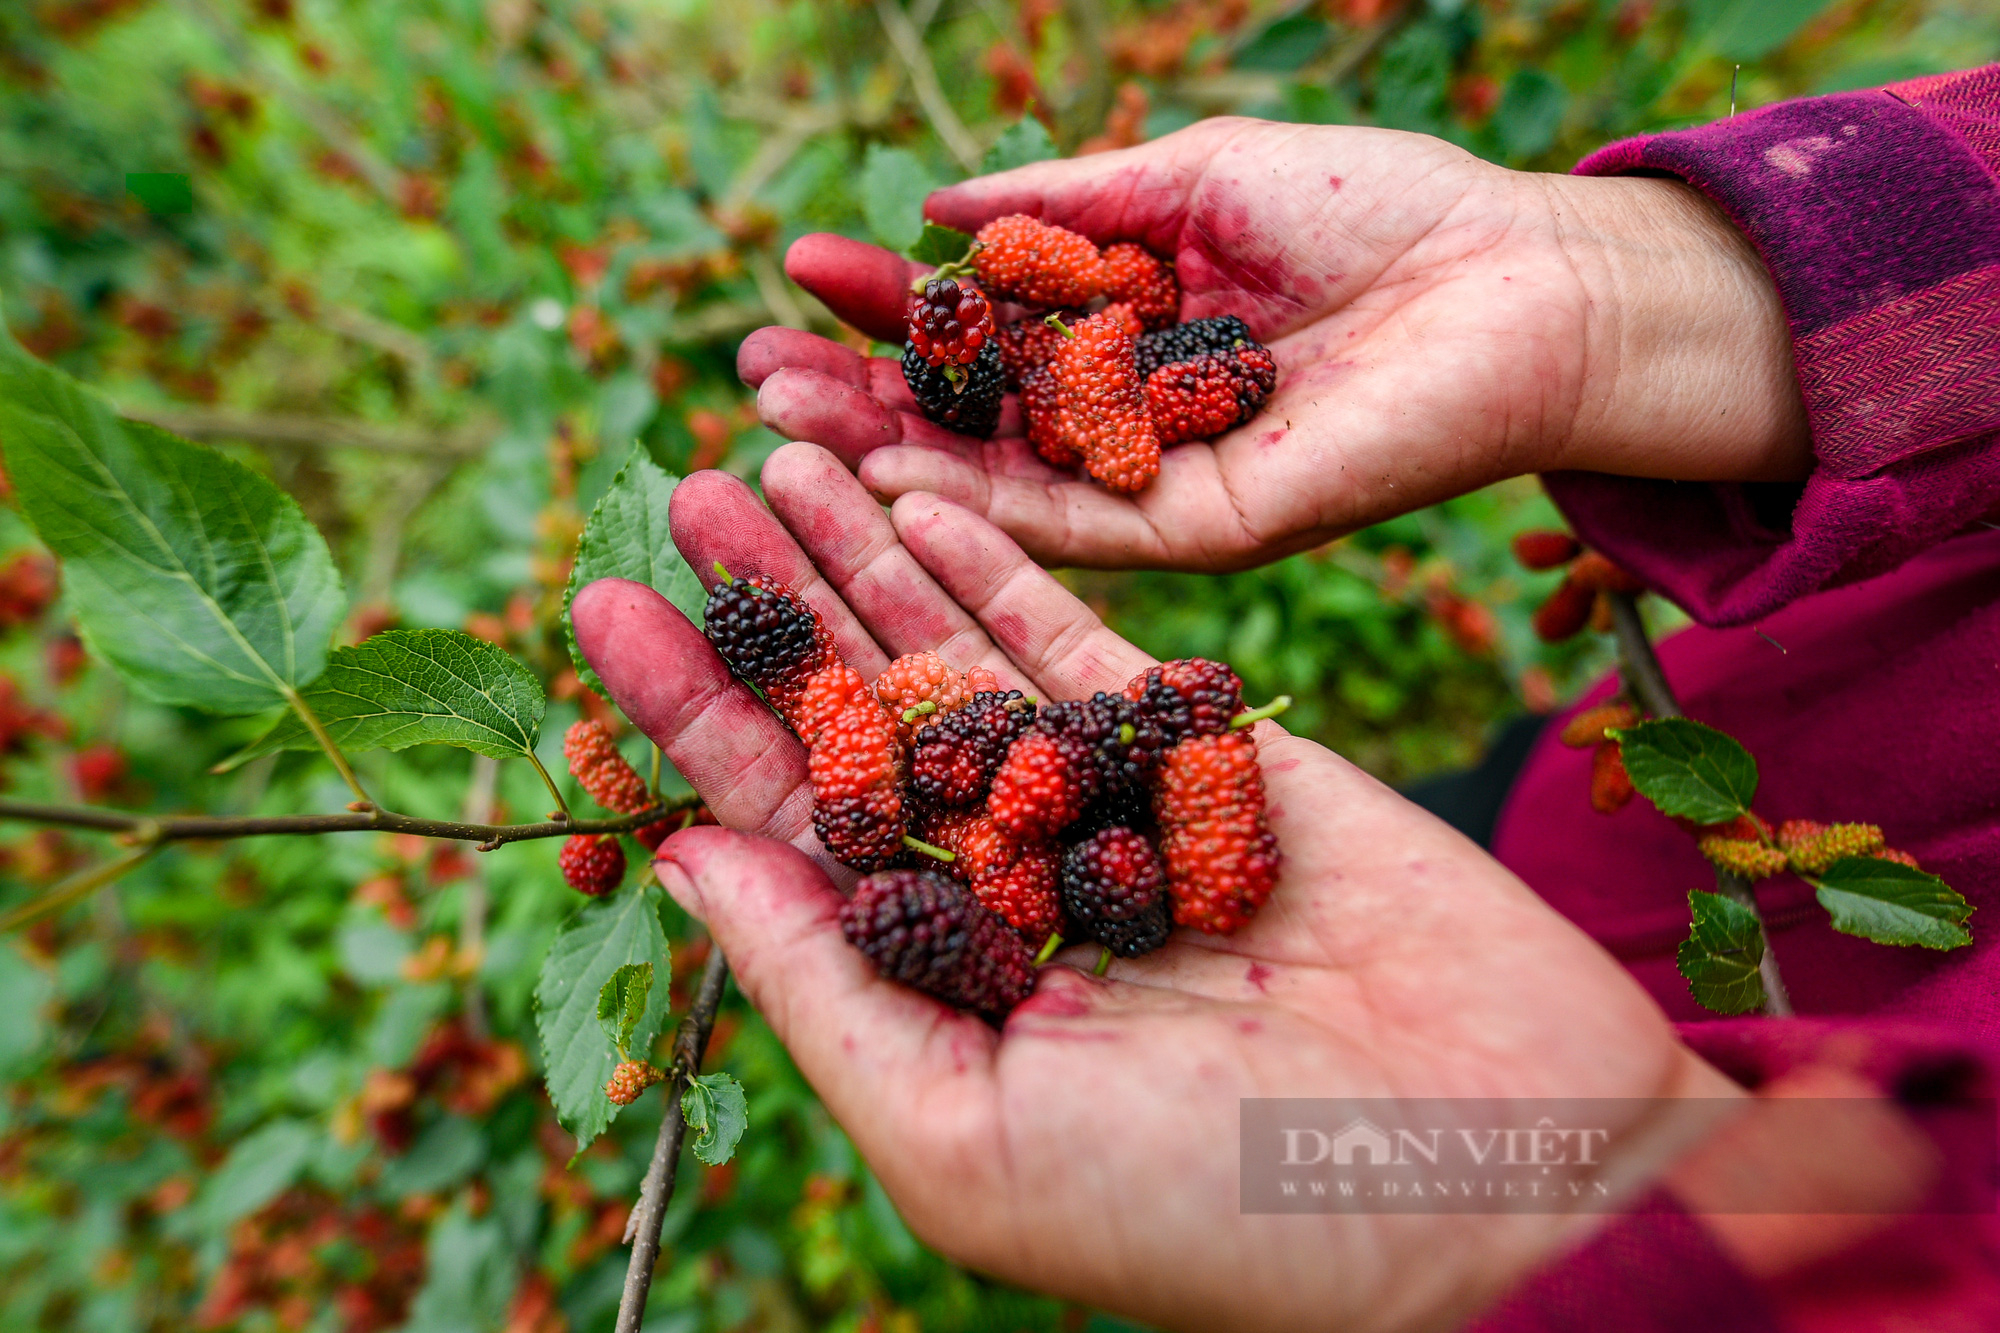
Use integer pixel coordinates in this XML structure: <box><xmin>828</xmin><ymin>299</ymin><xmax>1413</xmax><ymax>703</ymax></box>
<box><xmin>1542</xmin><ymin>66</ymin><xmax>2000</xmax><ymax>626</ymax></box>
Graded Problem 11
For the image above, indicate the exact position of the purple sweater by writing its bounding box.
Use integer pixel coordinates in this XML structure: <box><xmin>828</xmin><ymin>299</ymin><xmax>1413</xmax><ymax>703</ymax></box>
<box><xmin>1477</xmin><ymin>68</ymin><xmax>2000</xmax><ymax>1329</ymax></box>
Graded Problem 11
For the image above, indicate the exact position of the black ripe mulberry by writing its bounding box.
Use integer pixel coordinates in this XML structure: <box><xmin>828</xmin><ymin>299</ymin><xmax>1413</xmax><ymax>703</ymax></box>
<box><xmin>910</xmin><ymin>690</ymin><xmax>1035</xmax><ymax>807</ymax></box>
<box><xmin>1060</xmin><ymin>827</ymin><xmax>1171</xmax><ymax>958</ymax></box>
<box><xmin>903</xmin><ymin>338</ymin><xmax>1004</xmax><ymax>438</ymax></box>
<box><xmin>703</xmin><ymin>575</ymin><xmax>820</xmax><ymax>691</ymax></box>
<box><xmin>840</xmin><ymin>869</ymin><xmax>1036</xmax><ymax>1019</ymax></box>
<box><xmin>1133</xmin><ymin>315</ymin><xmax>1260</xmax><ymax>379</ymax></box>
<box><xmin>1124</xmin><ymin>658</ymin><xmax>1244</xmax><ymax>745</ymax></box>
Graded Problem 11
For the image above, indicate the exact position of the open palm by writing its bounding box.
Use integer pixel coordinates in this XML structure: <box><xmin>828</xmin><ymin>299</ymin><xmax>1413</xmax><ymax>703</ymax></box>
<box><xmin>569</xmin><ymin>443</ymin><xmax>1739</xmax><ymax>1332</ymax></box>
<box><xmin>740</xmin><ymin>117</ymin><xmax>1806</xmax><ymax>573</ymax></box>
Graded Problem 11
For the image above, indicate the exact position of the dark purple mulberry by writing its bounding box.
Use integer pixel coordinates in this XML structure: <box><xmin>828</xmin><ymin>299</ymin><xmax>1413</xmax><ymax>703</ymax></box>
<box><xmin>1133</xmin><ymin>316</ymin><xmax>1260</xmax><ymax>379</ymax></box>
<box><xmin>840</xmin><ymin>869</ymin><xmax>1036</xmax><ymax>1019</ymax></box>
<box><xmin>911</xmin><ymin>690</ymin><xmax>1036</xmax><ymax>807</ymax></box>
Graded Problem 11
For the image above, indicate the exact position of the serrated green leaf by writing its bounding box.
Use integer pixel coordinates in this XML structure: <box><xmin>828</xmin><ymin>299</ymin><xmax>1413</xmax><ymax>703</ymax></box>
<box><xmin>1812</xmin><ymin>857</ymin><xmax>1972</xmax><ymax>950</ymax></box>
<box><xmin>859</xmin><ymin>145</ymin><xmax>934</xmax><ymax>252</ymax></box>
<box><xmin>1676</xmin><ymin>889</ymin><xmax>1767</xmax><ymax>1015</ymax></box>
<box><xmin>535</xmin><ymin>884</ymin><xmax>671</xmax><ymax>1150</ymax></box>
<box><xmin>218</xmin><ymin>630</ymin><xmax>544</xmax><ymax>768</ymax></box>
<box><xmin>1612</xmin><ymin>718</ymin><xmax>1758</xmax><ymax>824</ymax></box>
<box><xmin>981</xmin><ymin>119</ymin><xmax>1058</xmax><ymax>174</ymax></box>
<box><xmin>595</xmin><ymin>961</ymin><xmax>653</xmax><ymax>1055</ymax></box>
<box><xmin>908</xmin><ymin>222</ymin><xmax>974</xmax><ymax>267</ymax></box>
<box><xmin>563</xmin><ymin>444</ymin><xmax>701</xmax><ymax>697</ymax></box>
<box><xmin>0</xmin><ymin>329</ymin><xmax>344</xmax><ymax>714</ymax></box>
<box><xmin>681</xmin><ymin>1071</ymin><xmax>747</xmax><ymax>1166</ymax></box>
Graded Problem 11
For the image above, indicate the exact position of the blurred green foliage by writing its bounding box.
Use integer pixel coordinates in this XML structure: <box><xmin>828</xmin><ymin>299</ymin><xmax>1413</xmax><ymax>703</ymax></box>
<box><xmin>0</xmin><ymin>1</ymin><xmax>1993</xmax><ymax>1330</ymax></box>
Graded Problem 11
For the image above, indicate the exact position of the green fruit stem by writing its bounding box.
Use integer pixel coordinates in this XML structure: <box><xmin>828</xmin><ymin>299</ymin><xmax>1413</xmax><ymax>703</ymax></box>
<box><xmin>901</xmin><ymin>835</ymin><xmax>957</xmax><ymax>864</ymax></box>
<box><xmin>1231</xmin><ymin>696</ymin><xmax>1293</xmax><ymax>729</ymax></box>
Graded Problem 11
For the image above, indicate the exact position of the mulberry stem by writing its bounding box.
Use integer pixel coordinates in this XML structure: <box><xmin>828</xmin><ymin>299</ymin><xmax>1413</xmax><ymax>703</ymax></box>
<box><xmin>1609</xmin><ymin>591</ymin><xmax>1792</xmax><ymax>1018</ymax></box>
<box><xmin>902</xmin><ymin>835</ymin><xmax>957</xmax><ymax>864</ymax></box>
<box><xmin>1230</xmin><ymin>696</ymin><xmax>1293</xmax><ymax>729</ymax></box>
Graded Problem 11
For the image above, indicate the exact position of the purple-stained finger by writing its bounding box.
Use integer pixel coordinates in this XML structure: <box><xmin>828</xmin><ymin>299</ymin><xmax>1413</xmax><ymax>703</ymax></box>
<box><xmin>760</xmin><ymin>443</ymin><xmax>1026</xmax><ymax>688</ymax></box>
<box><xmin>860</xmin><ymin>446</ymin><xmax>1181</xmax><ymax>570</ymax></box>
<box><xmin>889</xmin><ymin>493</ymin><xmax>1156</xmax><ymax>699</ymax></box>
<box><xmin>754</xmin><ymin>368</ymin><xmax>905</xmax><ymax>467</ymax></box>
<box><xmin>737</xmin><ymin>326</ymin><xmax>868</xmax><ymax>391</ymax></box>
<box><xmin>754</xmin><ymin>367</ymin><xmax>1023</xmax><ymax>469</ymax></box>
<box><xmin>923</xmin><ymin>131</ymin><xmax>1213</xmax><ymax>251</ymax></box>
<box><xmin>666</xmin><ymin>469</ymin><xmax>891</xmax><ymax>681</ymax></box>
<box><xmin>782</xmin><ymin>233</ymin><xmax>930</xmax><ymax>344</ymax></box>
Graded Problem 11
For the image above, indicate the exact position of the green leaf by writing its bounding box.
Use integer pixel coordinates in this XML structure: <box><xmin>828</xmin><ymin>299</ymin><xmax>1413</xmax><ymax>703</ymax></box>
<box><xmin>219</xmin><ymin>630</ymin><xmax>545</xmax><ymax>768</ymax></box>
<box><xmin>1612</xmin><ymin>718</ymin><xmax>1758</xmax><ymax>824</ymax></box>
<box><xmin>563</xmin><ymin>444</ymin><xmax>701</xmax><ymax>697</ymax></box>
<box><xmin>681</xmin><ymin>1071</ymin><xmax>747</xmax><ymax>1166</ymax></box>
<box><xmin>535</xmin><ymin>884</ymin><xmax>672</xmax><ymax>1151</ymax></box>
<box><xmin>1494</xmin><ymin>69</ymin><xmax>1568</xmax><ymax>161</ymax></box>
<box><xmin>1676</xmin><ymin>889</ymin><xmax>1767</xmax><ymax>1016</ymax></box>
<box><xmin>1233</xmin><ymin>13</ymin><xmax>1330</xmax><ymax>72</ymax></box>
<box><xmin>859</xmin><ymin>145</ymin><xmax>934</xmax><ymax>252</ymax></box>
<box><xmin>0</xmin><ymin>943</ymin><xmax>51</xmax><ymax>1073</ymax></box>
<box><xmin>125</xmin><ymin>172</ymin><xmax>193</xmax><ymax>216</ymax></box>
<box><xmin>908</xmin><ymin>222</ymin><xmax>974</xmax><ymax>268</ymax></box>
<box><xmin>982</xmin><ymin>119</ymin><xmax>1058</xmax><ymax>175</ymax></box>
<box><xmin>194</xmin><ymin>1119</ymin><xmax>317</xmax><ymax>1231</ymax></box>
<box><xmin>1813</xmin><ymin>857</ymin><xmax>1973</xmax><ymax>950</ymax></box>
<box><xmin>0</xmin><ymin>332</ymin><xmax>344</xmax><ymax>714</ymax></box>
<box><xmin>1371</xmin><ymin>22</ymin><xmax>1453</xmax><ymax>134</ymax></box>
<box><xmin>1699</xmin><ymin>0</ymin><xmax>1837</xmax><ymax>61</ymax></box>
<box><xmin>377</xmin><ymin>1116</ymin><xmax>487</xmax><ymax>1199</ymax></box>
<box><xmin>401</xmin><ymin>1198</ymin><xmax>515</xmax><ymax>1333</ymax></box>
<box><xmin>595</xmin><ymin>961</ymin><xmax>654</xmax><ymax>1056</ymax></box>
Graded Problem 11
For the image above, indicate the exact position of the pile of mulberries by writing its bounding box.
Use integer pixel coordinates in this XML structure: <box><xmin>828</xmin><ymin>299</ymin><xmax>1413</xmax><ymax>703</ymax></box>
<box><xmin>705</xmin><ymin>573</ymin><xmax>1286</xmax><ymax>1022</ymax></box>
<box><xmin>897</xmin><ymin>217</ymin><xmax>1280</xmax><ymax>495</ymax></box>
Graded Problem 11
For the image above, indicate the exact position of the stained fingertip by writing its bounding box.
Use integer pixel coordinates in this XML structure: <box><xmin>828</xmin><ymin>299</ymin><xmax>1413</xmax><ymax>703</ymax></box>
<box><xmin>737</xmin><ymin>326</ymin><xmax>867</xmax><ymax>390</ymax></box>
<box><xmin>653</xmin><ymin>824</ymin><xmax>842</xmax><ymax>930</ymax></box>
<box><xmin>669</xmin><ymin>472</ymin><xmax>772</xmax><ymax>589</ymax></box>
<box><xmin>783</xmin><ymin>233</ymin><xmax>927</xmax><ymax>344</ymax></box>
<box><xmin>756</xmin><ymin>368</ymin><xmax>904</xmax><ymax>467</ymax></box>
<box><xmin>866</xmin><ymin>357</ymin><xmax>918</xmax><ymax>410</ymax></box>
<box><xmin>760</xmin><ymin>443</ymin><xmax>898</xmax><ymax>584</ymax></box>
<box><xmin>888</xmin><ymin>494</ymin><xmax>1155</xmax><ymax>695</ymax></box>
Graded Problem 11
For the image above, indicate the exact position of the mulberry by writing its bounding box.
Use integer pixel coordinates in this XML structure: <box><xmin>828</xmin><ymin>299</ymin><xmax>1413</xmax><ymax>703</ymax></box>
<box><xmin>840</xmin><ymin>869</ymin><xmax>1036</xmax><ymax>1019</ymax></box>
<box><xmin>1154</xmin><ymin>731</ymin><xmax>1278</xmax><ymax>934</ymax></box>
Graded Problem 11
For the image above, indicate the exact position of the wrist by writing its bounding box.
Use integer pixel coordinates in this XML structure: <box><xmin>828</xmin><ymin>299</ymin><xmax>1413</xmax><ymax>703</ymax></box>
<box><xmin>1664</xmin><ymin>1065</ymin><xmax>1938</xmax><ymax>1281</ymax></box>
<box><xmin>1426</xmin><ymin>1045</ymin><xmax>1753</xmax><ymax>1331</ymax></box>
<box><xmin>1535</xmin><ymin>173</ymin><xmax>1811</xmax><ymax>484</ymax></box>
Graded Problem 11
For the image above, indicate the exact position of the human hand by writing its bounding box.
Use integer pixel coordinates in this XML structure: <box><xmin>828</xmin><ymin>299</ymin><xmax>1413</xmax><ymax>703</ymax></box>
<box><xmin>569</xmin><ymin>443</ymin><xmax>1744</xmax><ymax>1332</ymax></box>
<box><xmin>741</xmin><ymin>117</ymin><xmax>1809</xmax><ymax>572</ymax></box>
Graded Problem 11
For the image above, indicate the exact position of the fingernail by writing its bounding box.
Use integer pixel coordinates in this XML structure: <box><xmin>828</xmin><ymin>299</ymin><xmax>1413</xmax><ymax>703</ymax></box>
<box><xmin>651</xmin><ymin>844</ymin><xmax>707</xmax><ymax>920</ymax></box>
